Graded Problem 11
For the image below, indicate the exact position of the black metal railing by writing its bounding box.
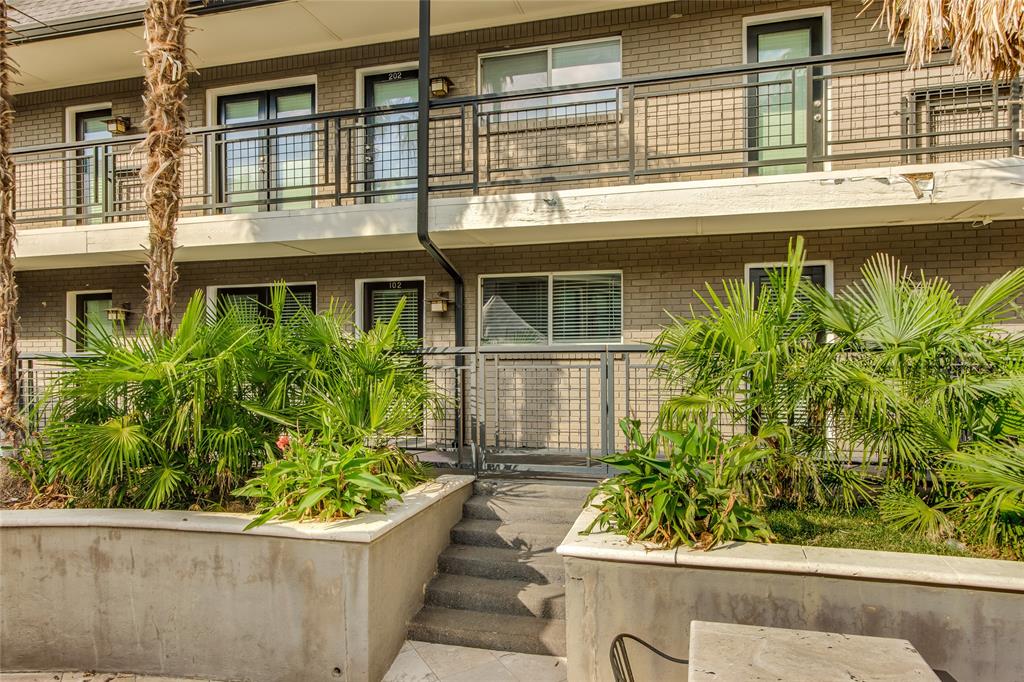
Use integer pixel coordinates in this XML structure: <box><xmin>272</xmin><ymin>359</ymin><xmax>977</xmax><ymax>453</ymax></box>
<box><xmin>12</xmin><ymin>48</ymin><xmax>1022</xmax><ymax>227</ymax></box>
<box><xmin>13</xmin><ymin>346</ymin><xmax>677</xmax><ymax>471</ymax></box>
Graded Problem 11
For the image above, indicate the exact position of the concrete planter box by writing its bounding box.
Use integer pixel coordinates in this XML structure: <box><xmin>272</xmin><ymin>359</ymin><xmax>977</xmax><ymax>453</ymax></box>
<box><xmin>558</xmin><ymin>506</ymin><xmax>1024</xmax><ymax>682</ymax></box>
<box><xmin>0</xmin><ymin>474</ymin><xmax>474</xmax><ymax>682</ymax></box>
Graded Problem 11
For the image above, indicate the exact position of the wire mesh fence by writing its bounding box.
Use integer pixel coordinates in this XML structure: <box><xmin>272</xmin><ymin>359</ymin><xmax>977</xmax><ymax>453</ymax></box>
<box><xmin>12</xmin><ymin>49</ymin><xmax>1020</xmax><ymax>226</ymax></box>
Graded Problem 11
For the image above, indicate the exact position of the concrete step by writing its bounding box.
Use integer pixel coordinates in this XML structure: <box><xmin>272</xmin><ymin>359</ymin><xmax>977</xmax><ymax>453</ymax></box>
<box><xmin>409</xmin><ymin>606</ymin><xmax>567</xmax><ymax>656</ymax></box>
<box><xmin>450</xmin><ymin>518</ymin><xmax>570</xmax><ymax>552</ymax></box>
<box><xmin>462</xmin><ymin>494</ymin><xmax>585</xmax><ymax>523</ymax></box>
<box><xmin>438</xmin><ymin>544</ymin><xmax>565</xmax><ymax>585</ymax></box>
<box><xmin>425</xmin><ymin>573</ymin><xmax>566</xmax><ymax>619</ymax></box>
<box><xmin>473</xmin><ymin>479</ymin><xmax>595</xmax><ymax>504</ymax></box>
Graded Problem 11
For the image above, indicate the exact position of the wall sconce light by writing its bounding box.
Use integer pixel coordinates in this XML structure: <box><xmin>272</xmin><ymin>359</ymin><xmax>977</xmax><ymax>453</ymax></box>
<box><xmin>429</xmin><ymin>291</ymin><xmax>452</xmax><ymax>313</ymax></box>
<box><xmin>429</xmin><ymin>76</ymin><xmax>453</xmax><ymax>98</ymax></box>
<box><xmin>105</xmin><ymin>303</ymin><xmax>131</xmax><ymax>323</ymax></box>
<box><xmin>103</xmin><ymin>116</ymin><xmax>131</xmax><ymax>135</ymax></box>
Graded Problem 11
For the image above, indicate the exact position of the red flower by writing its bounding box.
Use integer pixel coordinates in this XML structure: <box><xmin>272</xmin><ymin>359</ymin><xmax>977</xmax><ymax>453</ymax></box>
<box><xmin>276</xmin><ymin>433</ymin><xmax>291</xmax><ymax>452</ymax></box>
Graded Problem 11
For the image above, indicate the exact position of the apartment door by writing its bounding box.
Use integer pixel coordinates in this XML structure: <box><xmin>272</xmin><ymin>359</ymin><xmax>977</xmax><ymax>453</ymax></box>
<box><xmin>74</xmin><ymin>108</ymin><xmax>112</xmax><ymax>224</ymax></box>
<box><xmin>218</xmin><ymin>86</ymin><xmax>315</xmax><ymax>212</ymax></box>
<box><xmin>363</xmin><ymin>70</ymin><xmax>418</xmax><ymax>202</ymax></box>
<box><xmin>747</xmin><ymin>17</ymin><xmax>824</xmax><ymax>175</ymax></box>
<box><xmin>362</xmin><ymin>279</ymin><xmax>424</xmax><ymax>344</ymax></box>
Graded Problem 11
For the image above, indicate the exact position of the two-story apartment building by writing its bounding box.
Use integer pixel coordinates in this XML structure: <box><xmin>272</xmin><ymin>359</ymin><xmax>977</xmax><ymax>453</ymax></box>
<box><xmin>9</xmin><ymin>0</ymin><xmax>1024</xmax><ymax>472</ymax></box>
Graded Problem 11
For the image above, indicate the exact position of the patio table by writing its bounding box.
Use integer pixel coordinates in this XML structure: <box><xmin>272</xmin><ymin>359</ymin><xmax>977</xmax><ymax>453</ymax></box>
<box><xmin>687</xmin><ymin>621</ymin><xmax>939</xmax><ymax>681</ymax></box>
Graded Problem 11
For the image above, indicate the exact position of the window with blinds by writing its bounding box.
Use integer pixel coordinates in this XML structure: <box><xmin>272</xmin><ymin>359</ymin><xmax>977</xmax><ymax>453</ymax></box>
<box><xmin>747</xmin><ymin>264</ymin><xmax>827</xmax><ymax>308</ymax></box>
<box><xmin>215</xmin><ymin>284</ymin><xmax>315</xmax><ymax>324</ymax></box>
<box><xmin>481</xmin><ymin>272</ymin><xmax>622</xmax><ymax>346</ymax></box>
<box><xmin>362</xmin><ymin>280</ymin><xmax>423</xmax><ymax>344</ymax></box>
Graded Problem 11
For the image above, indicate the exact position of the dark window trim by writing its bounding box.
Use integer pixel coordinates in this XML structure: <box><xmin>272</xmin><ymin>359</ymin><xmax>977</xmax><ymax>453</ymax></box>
<box><xmin>745</xmin><ymin>16</ymin><xmax>825</xmax><ymax>175</ymax></box>
<box><xmin>362</xmin><ymin>69</ymin><xmax>419</xmax><ymax>204</ymax></box>
<box><xmin>746</xmin><ymin>263</ymin><xmax>828</xmax><ymax>307</ymax></box>
<box><xmin>215</xmin><ymin>84</ymin><xmax>316</xmax><ymax>210</ymax></box>
<box><xmin>73</xmin><ymin>107</ymin><xmax>113</xmax><ymax>224</ymax></box>
<box><xmin>214</xmin><ymin>283</ymin><xmax>317</xmax><ymax>322</ymax></box>
<box><xmin>74</xmin><ymin>291</ymin><xmax>112</xmax><ymax>351</ymax></box>
<box><xmin>361</xmin><ymin>279</ymin><xmax>424</xmax><ymax>339</ymax></box>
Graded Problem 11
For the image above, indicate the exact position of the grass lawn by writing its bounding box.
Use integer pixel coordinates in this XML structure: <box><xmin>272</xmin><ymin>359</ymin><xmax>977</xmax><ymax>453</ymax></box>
<box><xmin>764</xmin><ymin>506</ymin><xmax>1009</xmax><ymax>560</ymax></box>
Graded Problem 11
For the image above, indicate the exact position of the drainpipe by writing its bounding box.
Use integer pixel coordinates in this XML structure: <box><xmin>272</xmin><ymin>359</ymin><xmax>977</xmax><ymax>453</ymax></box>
<box><xmin>417</xmin><ymin>0</ymin><xmax>464</xmax><ymax>349</ymax></box>
<box><xmin>417</xmin><ymin>0</ymin><xmax>469</xmax><ymax>466</ymax></box>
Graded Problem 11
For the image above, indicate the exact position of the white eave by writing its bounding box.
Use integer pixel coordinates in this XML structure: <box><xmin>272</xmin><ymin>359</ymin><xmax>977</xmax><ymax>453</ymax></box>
<box><xmin>11</xmin><ymin>0</ymin><xmax>655</xmax><ymax>94</ymax></box>
<box><xmin>13</xmin><ymin>158</ymin><xmax>1024</xmax><ymax>271</ymax></box>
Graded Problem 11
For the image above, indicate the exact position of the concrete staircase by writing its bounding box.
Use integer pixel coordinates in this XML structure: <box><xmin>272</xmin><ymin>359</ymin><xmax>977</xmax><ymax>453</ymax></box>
<box><xmin>408</xmin><ymin>479</ymin><xmax>593</xmax><ymax>656</ymax></box>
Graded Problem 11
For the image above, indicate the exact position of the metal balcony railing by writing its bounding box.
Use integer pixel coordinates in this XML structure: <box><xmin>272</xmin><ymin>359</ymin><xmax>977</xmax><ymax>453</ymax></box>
<box><xmin>11</xmin><ymin>48</ymin><xmax>1022</xmax><ymax>227</ymax></box>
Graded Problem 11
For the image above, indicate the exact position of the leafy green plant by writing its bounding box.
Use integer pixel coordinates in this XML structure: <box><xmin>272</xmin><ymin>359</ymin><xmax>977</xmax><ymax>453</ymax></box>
<box><xmin>29</xmin><ymin>284</ymin><xmax>436</xmax><ymax>514</ymax></box>
<box><xmin>636</xmin><ymin>238</ymin><xmax>1024</xmax><ymax>556</ymax></box>
<box><xmin>233</xmin><ymin>433</ymin><xmax>426</xmax><ymax>529</ymax></box>
<box><xmin>585</xmin><ymin>419</ymin><xmax>774</xmax><ymax>550</ymax></box>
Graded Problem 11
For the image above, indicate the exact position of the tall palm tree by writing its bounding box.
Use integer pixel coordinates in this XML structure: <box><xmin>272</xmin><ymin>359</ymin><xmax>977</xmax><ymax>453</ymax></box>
<box><xmin>0</xmin><ymin>0</ymin><xmax>23</xmax><ymax>448</ymax></box>
<box><xmin>141</xmin><ymin>0</ymin><xmax>190</xmax><ymax>337</ymax></box>
<box><xmin>867</xmin><ymin>0</ymin><xmax>1024</xmax><ymax>79</ymax></box>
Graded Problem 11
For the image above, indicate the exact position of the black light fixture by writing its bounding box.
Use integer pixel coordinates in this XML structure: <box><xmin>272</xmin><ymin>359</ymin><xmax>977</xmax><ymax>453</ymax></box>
<box><xmin>103</xmin><ymin>116</ymin><xmax>131</xmax><ymax>135</ymax></box>
<box><xmin>429</xmin><ymin>76</ymin><xmax>453</xmax><ymax>98</ymax></box>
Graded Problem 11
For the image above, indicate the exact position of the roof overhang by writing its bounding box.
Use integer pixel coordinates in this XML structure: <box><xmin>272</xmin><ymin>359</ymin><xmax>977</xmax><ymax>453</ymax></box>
<box><xmin>11</xmin><ymin>0</ymin><xmax>654</xmax><ymax>94</ymax></box>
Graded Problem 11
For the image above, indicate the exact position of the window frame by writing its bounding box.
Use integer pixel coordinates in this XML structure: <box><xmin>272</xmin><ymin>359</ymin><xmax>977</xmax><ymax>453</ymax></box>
<box><xmin>476</xmin><ymin>36</ymin><xmax>623</xmax><ymax>113</ymax></box>
<box><xmin>213</xmin><ymin>82</ymin><xmax>318</xmax><ymax>212</ymax></box>
<box><xmin>206</xmin><ymin>282</ymin><xmax>317</xmax><ymax>323</ymax></box>
<box><xmin>478</xmin><ymin>270</ymin><xmax>624</xmax><ymax>348</ymax></box>
<box><xmin>68</xmin><ymin>290</ymin><xmax>113</xmax><ymax>352</ymax></box>
<box><xmin>359</xmin><ymin>278</ymin><xmax>425</xmax><ymax>343</ymax></box>
<box><xmin>744</xmin><ymin>260</ymin><xmax>833</xmax><ymax>305</ymax></box>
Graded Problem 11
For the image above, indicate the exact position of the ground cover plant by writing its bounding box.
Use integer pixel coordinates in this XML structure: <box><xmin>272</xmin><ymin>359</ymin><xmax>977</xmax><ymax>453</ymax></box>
<box><xmin>8</xmin><ymin>285</ymin><xmax>434</xmax><ymax>523</ymax></box>
<box><xmin>588</xmin><ymin>238</ymin><xmax>1024</xmax><ymax>557</ymax></box>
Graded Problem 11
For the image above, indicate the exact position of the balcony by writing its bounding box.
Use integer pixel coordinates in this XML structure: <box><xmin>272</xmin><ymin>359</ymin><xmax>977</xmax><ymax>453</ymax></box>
<box><xmin>10</xmin><ymin>48</ymin><xmax>1023</xmax><ymax>244</ymax></box>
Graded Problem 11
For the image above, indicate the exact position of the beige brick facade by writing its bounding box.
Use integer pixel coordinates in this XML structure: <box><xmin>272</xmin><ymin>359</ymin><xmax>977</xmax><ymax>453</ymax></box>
<box><xmin>15</xmin><ymin>220</ymin><xmax>1024</xmax><ymax>353</ymax></box>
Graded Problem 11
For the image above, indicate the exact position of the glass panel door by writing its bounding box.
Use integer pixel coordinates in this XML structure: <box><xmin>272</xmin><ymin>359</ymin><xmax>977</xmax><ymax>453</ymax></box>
<box><xmin>747</xmin><ymin>18</ymin><xmax>823</xmax><ymax>175</ymax></box>
<box><xmin>270</xmin><ymin>89</ymin><xmax>314</xmax><ymax>210</ymax></box>
<box><xmin>364</xmin><ymin>70</ymin><xmax>418</xmax><ymax>202</ymax></box>
<box><xmin>75</xmin><ymin>109</ymin><xmax>112</xmax><ymax>224</ymax></box>
<box><xmin>218</xmin><ymin>86</ymin><xmax>314</xmax><ymax>212</ymax></box>
<box><xmin>75</xmin><ymin>292</ymin><xmax>113</xmax><ymax>350</ymax></box>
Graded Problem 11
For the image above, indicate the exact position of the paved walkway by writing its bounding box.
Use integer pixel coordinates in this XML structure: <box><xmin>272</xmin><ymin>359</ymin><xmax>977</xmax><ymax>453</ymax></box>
<box><xmin>384</xmin><ymin>641</ymin><xmax>567</xmax><ymax>682</ymax></box>
<box><xmin>2</xmin><ymin>641</ymin><xmax>567</xmax><ymax>682</ymax></box>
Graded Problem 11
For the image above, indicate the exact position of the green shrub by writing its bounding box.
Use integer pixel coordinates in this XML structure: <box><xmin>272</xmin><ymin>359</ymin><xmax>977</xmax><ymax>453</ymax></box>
<box><xmin>29</xmin><ymin>285</ymin><xmax>435</xmax><ymax>515</ymax></box>
<box><xmin>624</xmin><ymin>238</ymin><xmax>1024</xmax><ymax>555</ymax></box>
<box><xmin>585</xmin><ymin>419</ymin><xmax>773</xmax><ymax>549</ymax></box>
<box><xmin>233</xmin><ymin>433</ymin><xmax>427</xmax><ymax>529</ymax></box>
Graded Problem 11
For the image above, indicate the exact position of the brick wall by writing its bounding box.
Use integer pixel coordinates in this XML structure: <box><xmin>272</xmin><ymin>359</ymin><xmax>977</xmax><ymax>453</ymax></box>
<box><xmin>11</xmin><ymin>0</ymin><xmax>886</xmax><ymax>147</ymax></box>
<box><xmin>15</xmin><ymin>220</ymin><xmax>1023</xmax><ymax>352</ymax></box>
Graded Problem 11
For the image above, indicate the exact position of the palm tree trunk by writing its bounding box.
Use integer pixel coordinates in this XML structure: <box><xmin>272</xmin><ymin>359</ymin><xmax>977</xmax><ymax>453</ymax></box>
<box><xmin>0</xmin><ymin>0</ymin><xmax>23</xmax><ymax>448</ymax></box>
<box><xmin>141</xmin><ymin>0</ymin><xmax>189</xmax><ymax>337</ymax></box>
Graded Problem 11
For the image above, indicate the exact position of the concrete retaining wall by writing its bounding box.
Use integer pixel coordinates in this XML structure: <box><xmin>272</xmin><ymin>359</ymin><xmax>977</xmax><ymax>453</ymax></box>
<box><xmin>0</xmin><ymin>474</ymin><xmax>474</xmax><ymax>682</ymax></box>
<box><xmin>558</xmin><ymin>507</ymin><xmax>1024</xmax><ymax>682</ymax></box>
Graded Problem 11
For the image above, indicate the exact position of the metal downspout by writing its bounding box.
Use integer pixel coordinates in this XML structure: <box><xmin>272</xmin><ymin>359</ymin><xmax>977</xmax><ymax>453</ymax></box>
<box><xmin>416</xmin><ymin>0</ymin><xmax>468</xmax><ymax>465</ymax></box>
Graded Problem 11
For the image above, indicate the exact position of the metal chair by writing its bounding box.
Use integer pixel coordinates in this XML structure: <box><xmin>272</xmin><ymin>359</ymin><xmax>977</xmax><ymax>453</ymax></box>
<box><xmin>610</xmin><ymin>633</ymin><xmax>689</xmax><ymax>682</ymax></box>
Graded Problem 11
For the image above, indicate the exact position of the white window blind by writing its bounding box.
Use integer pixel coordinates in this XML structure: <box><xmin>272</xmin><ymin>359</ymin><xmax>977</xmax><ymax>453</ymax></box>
<box><xmin>481</xmin><ymin>273</ymin><xmax>622</xmax><ymax>346</ymax></box>
<box><xmin>216</xmin><ymin>284</ymin><xmax>315</xmax><ymax>324</ymax></box>
<box><xmin>552</xmin><ymin>273</ymin><xmax>622</xmax><ymax>344</ymax></box>
<box><xmin>369</xmin><ymin>288</ymin><xmax>421</xmax><ymax>342</ymax></box>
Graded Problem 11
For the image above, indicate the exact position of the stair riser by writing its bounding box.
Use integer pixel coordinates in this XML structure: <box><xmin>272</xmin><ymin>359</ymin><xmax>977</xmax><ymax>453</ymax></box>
<box><xmin>450</xmin><ymin>527</ymin><xmax>566</xmax><ymax>551</ymax></box>
<box><xmin>473</xmin><ymin>481</ymin><xmax>594</xmax><ymax>503</ymax></box>
<box><xmin>462</xmin><ymin>498</ymin><xmax>585</xmax><ymax>523</ymax></box>
<box><xmin>408</xmin><ymin>623</ymin><xmax>566</xmax><ymax>657</ymax></box>
<box><xmin>438</xmin><ymin>555</ymin><xmax>566</xmax><ymax>585</ymax></box>
<box><xmin>426</xmin><ymin>585</ymin><xmax>566</xmax><ymax>619</ymax></box>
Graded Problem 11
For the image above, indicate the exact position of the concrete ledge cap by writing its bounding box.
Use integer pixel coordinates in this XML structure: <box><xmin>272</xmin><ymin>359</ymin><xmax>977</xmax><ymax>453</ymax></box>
<box><xmin>557</xmin><ymin>505</ymin><xmax>1024</xmax><ymax>592</ymax></box>
<box><xmin>0</xmin><ymin>474</ymin><xmax>474</xmax><ymax>543</ymax></box>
